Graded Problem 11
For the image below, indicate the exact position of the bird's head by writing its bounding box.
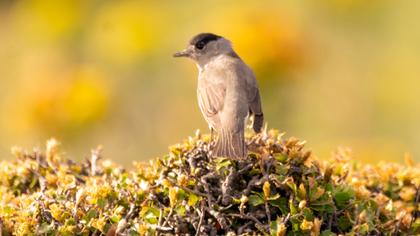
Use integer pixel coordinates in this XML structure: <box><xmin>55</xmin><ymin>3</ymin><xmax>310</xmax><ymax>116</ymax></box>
<box><xmin>174</xmin><ymin>33</ymin><xmax>235</xmax><ymax>66</ymax></box>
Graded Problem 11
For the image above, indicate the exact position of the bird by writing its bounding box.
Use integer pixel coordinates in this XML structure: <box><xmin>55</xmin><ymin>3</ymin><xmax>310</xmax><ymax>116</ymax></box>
<box><xmin>174</xmin><ymin>33</ymin><xmax>263</xmax><ymax>159</ymax></box>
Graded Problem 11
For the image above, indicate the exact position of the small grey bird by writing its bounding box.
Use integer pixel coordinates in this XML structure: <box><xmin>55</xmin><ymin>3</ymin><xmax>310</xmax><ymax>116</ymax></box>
<box><xmin>174</xmin><ymin>33</ymin><xmax>263</xmax><ymax>159</ymax></box>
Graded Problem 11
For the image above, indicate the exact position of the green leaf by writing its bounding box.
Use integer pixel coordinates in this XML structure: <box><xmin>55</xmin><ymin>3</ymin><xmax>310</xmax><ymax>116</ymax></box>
<box><xmin>302</xmin><ymin>208</ymin><xmax>314</xmax><ymax>221</ymax></box>
<box><xmin>267</xmin><ymin>193</ymin><xmax>280</xmax><ymax>201</ymax></box>
<box><xmin>334</xmin><ymin>187</ymin><xmax>354</xmax><ymax>209</ymax></box>
<box><xmin>289</xmin><ymin>198</ymin><xmax>297</xmax><ymax>215</ymax></box>
<box><xmin>249</xmin><ymin>194</ymin><xmax>264</xmax><ymax>206</ymax></box>
<box><xmin>214</xmin><ymin>157</ymin><xmax>233</xmax><ymax>170</ymax></box>
<box><xmin>269</xmin><ymin>197</ymin><xmax>288</xmax><ymax>214</ymax></box>
<box><xmin>37</xmin><ymin>222</ymin><xmax>55</xmax><ymax>234</ymax></box>
<box><xmin>274</xmin><ymin>153</ymin><xmax>288</xmax><ymax>163</ymax></box>
<box><xmin>110</xmin><ymin>215</ymin><xmax>120</xmax><ymax>223</ymax></box>
<box><xmin>411</xmin><ymin>218</ymin><xmax>420</xmax><ymax>234</ymax></box>
<box><xmin>175</xmin><ymin>205</ymin><xmax>186</xmax><ymax>216</ymax></box>
<box><xmin>97</xmin><ymin>198</ymin><xmax>108</xmax><ymax>208</ymax></box>
<box><xmin>144</xmin><ymin>211</ymin><xmax>158</xmax><ymax>224</ymax></box>
<box><xmin>337</xmin><ymin>215</ymin><xmax>352</xmax><ymax>231</ymax></box>
<box><xmin>140</xmin><ymin>206</ymin><xmax>160</xmax><ymax>224</ymax></box>
<box><xmin>84</xmin><ymin>209</ymin><xmax>98</xmax><ymax>221</ymax></box>
<box><xmin>177</xmin><ymin>188</ymin><xmax>187</xmax><ymax>202</ymax></box>
<box><xmin>320</xmin><ymin>230</ymin><xmax>336</xmax><ymax>236</ymax></box>
<box><xmin>269</xmin><ymin>220</ymin><xmax>277</xmax><ymax>236</ymax></box>
<box><xmin>286</xmin><ymin>180</ymin><xmax>297</xmax><ymax>195</ymax></box>
<box><xmin>249</xmin><ymin>167</ymin><xmax>261</xmax><ymax>176</ymax></box>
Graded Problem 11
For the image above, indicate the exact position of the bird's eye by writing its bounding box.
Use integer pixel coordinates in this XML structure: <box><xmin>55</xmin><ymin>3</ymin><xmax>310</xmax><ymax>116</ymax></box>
<box><xmin>195</xmin><ymin>41</ymin><xmax>206</xmax><ymax>50</ymax></box>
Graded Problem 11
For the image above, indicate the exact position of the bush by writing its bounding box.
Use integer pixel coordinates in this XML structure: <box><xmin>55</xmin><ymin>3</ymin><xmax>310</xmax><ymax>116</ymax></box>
<box><xmin>0</xmin><ymin>130</ymin><xmax>419</xmax><ymax>235</ymax></box>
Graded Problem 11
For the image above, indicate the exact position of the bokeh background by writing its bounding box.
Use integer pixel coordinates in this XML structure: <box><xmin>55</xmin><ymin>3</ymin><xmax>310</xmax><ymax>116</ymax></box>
<box><xmin>0</xmin><ymin>0</ymin><xmax>419</xmax><ymax>165</ymax></box>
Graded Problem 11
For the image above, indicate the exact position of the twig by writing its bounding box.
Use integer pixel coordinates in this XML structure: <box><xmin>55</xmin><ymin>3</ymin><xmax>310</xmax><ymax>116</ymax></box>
<box><xmin>264</xmin><ymin>201</ymin><xmax>271</xmax><ymax>223</ymax></box>
<box><xmin>162</xmin><ymin>207</ymin><xmax>173</xmax><ymax>228</ymax></box>
<box><xmin>283</xmin><ymin>213</ymin><xmax>290</xmax><ymax>224</ymax></box>
<box><xmin>157</xmin><ymin>208</ymin><xmax>163</xmax><ymax>236</ymax></box>
<box><xmin>201</xmin><ymin>173</ymin><xmax>218</xmax><ymax>207</ymax></box>
<box><xmin>229</xmin><ymin>213</ymin><xmax>265</xmax><ymax>230</ymax></box>
<box><xmin>222</xmin><ymin>167</ymin><xmax>237</xmax><ymax>205</ymax></box>
<box><xmin>116</xmin><ymin>203</ymin><xmax>136</xmax><ymax>235</ymax></box>
<box><xmin>241</xmin><ymin>176</ymin><xmax>260</xmax><ymax>196</ymax></box>
<box><xmin>411</xmin><ymin>187</ymin><xmax>420</xmax><ymax>228</ymax></box>
<box><xmin>393</xmin><ymin>215</ymin><xmax>403</xmax><ymax>236</ymax></box>
<box><xmin>237</xmin><ymin>221</ymin><xmax>253</xmax><ymax>234</ymax></box>
<box><xmin>90</xmin><ymin>146</ymin><xmax>102</xmax><ymax>176</ymax></box>
<box><xmin>328</xmin><ymin>208</ymin><xmax>336</xmax><ymax>230</ymax></box>
<box><xmin>195</xmin><ymin>200</ymin><xmax>205</xmax><ymax>236</ymax></box>
<box><xmin>147</xmin><ymin>224</ymin><xmax>174</xmax><ymax>233</ymax></box>
<box><xmin>207</xmin><ymin>207</ymin><xmax>229</xmax><ymax>230</ymax></box>
<box><xmin>237</xmin><ymin>163</ymin><xmax>253</xmax><ymax>175</ymax></box>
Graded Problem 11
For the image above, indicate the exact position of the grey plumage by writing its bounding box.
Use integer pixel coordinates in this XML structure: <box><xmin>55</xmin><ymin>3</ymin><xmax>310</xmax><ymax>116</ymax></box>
<box><xmin>174</xmin><ymin>33</ymin><xmax>263</xmax><ymax>159</ymax></box>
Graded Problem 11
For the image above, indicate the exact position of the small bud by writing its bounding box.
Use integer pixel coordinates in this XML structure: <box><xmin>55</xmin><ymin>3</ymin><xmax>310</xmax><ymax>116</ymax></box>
<box><xmin>299</xmin><ymin>200</ymin><xmax>307</xmax><ymax>209</ymax></box>
<box><xmin>311</xmin><ymin>218</ymin><xmax>321</xmax><ymax>236</ymax></box>
<box><xmin>263</xmin><ymin>181</ymin><xmax>271</xmax><ymax>199</ymax></box>
<box><xmin>324</xmin><ymin>166</ymin><xmax>333</xmax><ymax>183</ymax></box>
<box><xmin>240</xmin><ymin>195</ymin><xmax>248</xmax><ymax>204</ymax></box>
<box><xmin>46</xmin><ymin>138</ymin><xmax>60</xmax><ymax>166</ymax></box>
<box><xmin>195</xmin><ymin>129</ymin><xmax>201</xmax><ymax>139</ymax></box>
<box><xmin>358</xmin><ymin>210</ymin><xmax>367</xmax><ymax>223</ymax></box>
<box><xmin>298</xmin><ymin>183</ymin><xmax>307</xmax><ymax>199</ymax></box>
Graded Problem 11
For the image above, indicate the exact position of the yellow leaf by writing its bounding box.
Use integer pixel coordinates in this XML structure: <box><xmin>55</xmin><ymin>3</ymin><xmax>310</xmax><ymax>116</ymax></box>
<box><xmin>277</xmin><ymin>222</ymin><xmax>287</xmax><ymax>236</ymax></box>
<box><xmin>169</xmin><ymin>187</ymin><xmax>178</xmax><ymax>207</ymax></box>
<box><xmin>300</xmin><ymin>219</ymin><xmax>313</xmax><ymax>231</ymax></box>
<box><xmin>263</xmin><ymin>181</ymin><xmax>271</xmax><ymax>199</ymax></box>
<box><xmin>311</xmin><ymin>218</ymin><xmax>321</xmax><ymax>236</ymax></box>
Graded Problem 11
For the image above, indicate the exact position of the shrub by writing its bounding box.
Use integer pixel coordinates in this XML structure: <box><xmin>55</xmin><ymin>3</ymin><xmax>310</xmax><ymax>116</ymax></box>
<box><xmin>0</xmin><ymin>130</ymin><xmax>419</xmax><ymax>235</ymax></box>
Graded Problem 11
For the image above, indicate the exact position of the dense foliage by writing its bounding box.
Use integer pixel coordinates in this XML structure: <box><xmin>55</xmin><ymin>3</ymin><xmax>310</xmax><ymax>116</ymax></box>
<box><xmin>0</xmin><ymin>130</ymin><xmax>419</xmax><ymax>235</ymax></box>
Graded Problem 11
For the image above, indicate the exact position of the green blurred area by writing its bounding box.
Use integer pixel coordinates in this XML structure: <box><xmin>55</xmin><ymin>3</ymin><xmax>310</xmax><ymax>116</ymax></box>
<box><xmin>0</xmin><ymin>0</ymin><xmax>419</xmax><ymax>165</ymax></box>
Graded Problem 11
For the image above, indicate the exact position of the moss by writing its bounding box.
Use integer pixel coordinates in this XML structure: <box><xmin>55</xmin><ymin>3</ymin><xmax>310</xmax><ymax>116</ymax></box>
<box><xmin>0</xmin><ymin>130</ymin><xmax>419</xmax><ymax>235</ymax></box>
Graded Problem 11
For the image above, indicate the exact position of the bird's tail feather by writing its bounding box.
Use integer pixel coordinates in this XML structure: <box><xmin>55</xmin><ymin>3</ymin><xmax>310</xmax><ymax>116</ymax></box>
<box><xmin>213</xmin><ymin>129</ymin><xmax>246</xmax><ymax>159</ymax></box>
<box><xmin>253</xmin><ymin>113</ymin><xmax>264</xmax><ymax>133</ymax></box>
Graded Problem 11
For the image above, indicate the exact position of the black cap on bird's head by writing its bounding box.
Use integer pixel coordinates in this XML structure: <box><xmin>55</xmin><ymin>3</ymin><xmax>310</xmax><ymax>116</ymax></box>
<box><xmin>173</xmin><ymin>33</ymin><xmax>227</xmax><ymax>60</ymax></box>
<box><xmin>189</xmin><ymin>33</ymin><xmax>221</xmax><ymax>50</ymax></box>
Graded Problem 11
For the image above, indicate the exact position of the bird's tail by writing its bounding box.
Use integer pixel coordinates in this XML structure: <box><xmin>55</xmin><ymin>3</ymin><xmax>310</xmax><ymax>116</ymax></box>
<box><xmin>213</xmin><ymin>128</ymin><xmax>246</xmax><ymax>159</ymax></box>
<box><xmin>253</xmin><ymin>113</ymin><xmax>264</xmax><ymax>133</ymax></box>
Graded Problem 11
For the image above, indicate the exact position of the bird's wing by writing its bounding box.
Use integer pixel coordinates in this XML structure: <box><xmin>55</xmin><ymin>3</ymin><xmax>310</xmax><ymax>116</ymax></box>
<box><xmin>246</xmin><ymin>71</ymin><xmax>263</xmax><ymax>115</ymax></box>
<box><xmin>244</xmin><ymin>68</ymin><xmax>264</xmax><ymax>132</ymax></box>
<box><xmin>197</xmin><ymin>82</ymin><xmax>226</xmax><ymax>128</ymax></box>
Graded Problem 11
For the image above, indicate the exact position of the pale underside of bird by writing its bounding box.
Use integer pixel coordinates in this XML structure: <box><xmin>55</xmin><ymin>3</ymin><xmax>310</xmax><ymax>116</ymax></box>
<box><xmin>174</xmin><ymin>33</ymin><xmax>264</xmax><ymax>159</ymax></box>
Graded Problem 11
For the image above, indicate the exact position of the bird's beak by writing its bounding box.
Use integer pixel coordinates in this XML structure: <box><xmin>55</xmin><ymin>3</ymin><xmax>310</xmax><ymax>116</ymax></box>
<box><xmin>173</xmin><ymin>48</ymin><xmax>191</xmax><ymax>58</ymax></box>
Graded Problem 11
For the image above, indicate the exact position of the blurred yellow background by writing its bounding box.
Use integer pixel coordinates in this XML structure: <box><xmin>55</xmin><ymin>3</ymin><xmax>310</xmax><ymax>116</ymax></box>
<box><xmin>1</xmin><ymin>0</ymin><xmax>419</xmax><ymax>165</ymax></box>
